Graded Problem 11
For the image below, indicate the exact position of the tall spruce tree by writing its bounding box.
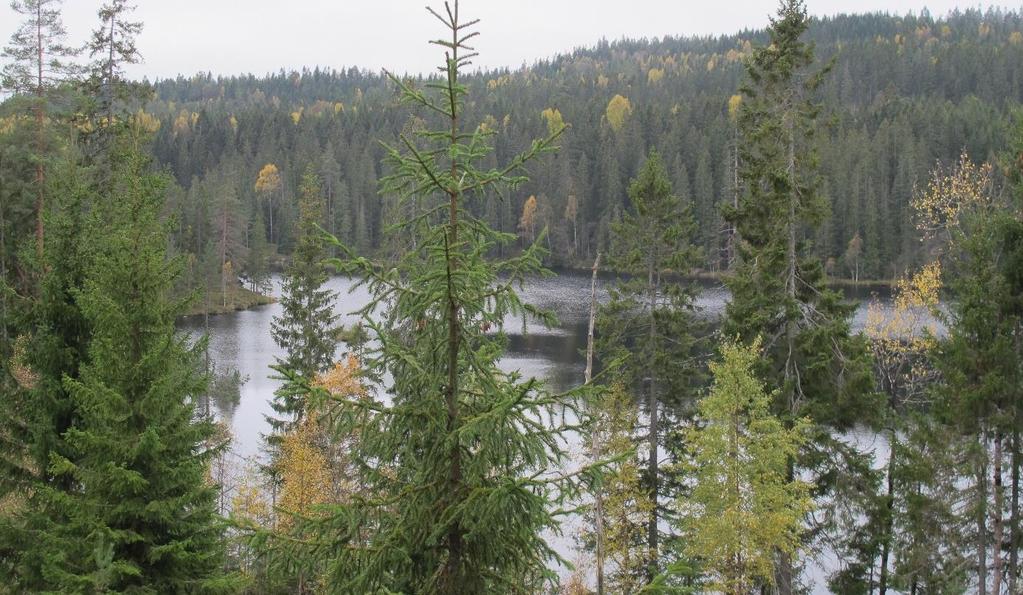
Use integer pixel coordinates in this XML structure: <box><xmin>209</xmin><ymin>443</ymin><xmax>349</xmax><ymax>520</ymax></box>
<box><xmin>264</xmin><ymin>3</ymin><xmax>589</xmax><ymax>591</ymax></box>
<box><xmin>722</xmin><ymin>1</ymin><xmax>873</xmax><ymax>591</ymax></box>
<box><xmin>597</xmin><ymin>149</ymin><xmax>700</xmax><ymax>581</ymax></box>
<box><xmin>268</xmin><ymin>164</ymin><xmax>340</xmax><ymax>431</ymax></box>
<box><xmin>1</xmin><ymin>136</ymin><xmax>232</xmax><ymax>592</ymax></box>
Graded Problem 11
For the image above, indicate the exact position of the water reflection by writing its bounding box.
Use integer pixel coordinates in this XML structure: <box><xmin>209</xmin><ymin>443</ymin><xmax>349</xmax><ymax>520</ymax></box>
<box><xmin>178</xmin><ymin>271</ymin><xmax>897</xmax><ymax>460</ymax></box>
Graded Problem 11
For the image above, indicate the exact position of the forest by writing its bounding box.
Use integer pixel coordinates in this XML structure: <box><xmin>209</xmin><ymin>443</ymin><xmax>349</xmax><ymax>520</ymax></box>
<box><xmin>1</xmin><ymin>0</ymin><xmax>1023</xmax><ymax>593</ymax></box>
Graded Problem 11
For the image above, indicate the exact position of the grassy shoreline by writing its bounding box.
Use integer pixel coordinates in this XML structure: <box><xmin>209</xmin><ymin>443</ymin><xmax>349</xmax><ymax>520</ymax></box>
<box><xmin>180</xmin><ymin>287</ymin><xmax>275</xmax><ymax>318</ymax></box>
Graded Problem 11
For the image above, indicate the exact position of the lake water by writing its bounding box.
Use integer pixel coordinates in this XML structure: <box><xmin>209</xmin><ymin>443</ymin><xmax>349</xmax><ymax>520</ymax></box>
<box><xmin>178</xmin><ymin>270</ymin><xmax>896</xmax><ymax>591</ymax></box>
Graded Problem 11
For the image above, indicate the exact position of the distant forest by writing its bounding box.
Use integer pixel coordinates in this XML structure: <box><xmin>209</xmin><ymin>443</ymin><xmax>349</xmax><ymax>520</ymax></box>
<box><xmin>146</xmin><ymin>8</ymin><xmax>1023</xmax><ymax>294</ymax></box>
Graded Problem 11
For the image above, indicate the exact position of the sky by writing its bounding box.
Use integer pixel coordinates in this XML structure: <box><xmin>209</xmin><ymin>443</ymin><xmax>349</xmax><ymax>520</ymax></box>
<box><xmin>2</xmin><ymin>1</ymin><xmax>1018</xmax><ymax>81</ymax></box>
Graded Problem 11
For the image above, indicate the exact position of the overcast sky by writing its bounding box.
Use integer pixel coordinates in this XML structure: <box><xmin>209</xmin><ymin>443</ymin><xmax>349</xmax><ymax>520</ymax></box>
<box><xmin>2</xmin><ymin>1</ymin><xmax>1018</xmax><ymax>80</ymax></box>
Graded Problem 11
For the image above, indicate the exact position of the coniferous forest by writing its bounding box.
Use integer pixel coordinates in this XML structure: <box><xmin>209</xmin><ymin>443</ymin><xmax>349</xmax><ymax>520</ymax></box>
<box><xmin>2</xmin><ymin>0</ymin><xmax>1023</xmax><ymax>593</ymax></box>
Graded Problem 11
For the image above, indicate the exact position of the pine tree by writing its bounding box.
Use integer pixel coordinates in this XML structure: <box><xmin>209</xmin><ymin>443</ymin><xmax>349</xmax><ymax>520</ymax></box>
<box><xmin>264</xmin><ymin>3</ymin><xmax>588</xmax><ymax>591</ymax></box>
<box><xmin>682</xmin><ymin>338</ymin><xmax>812</xmax><ymax>595</ymax></box>
<box><xmin>597</xmin><ymin>149</ymin><xmax>700</xmax><ymax>580</ymax></box>
<box><xmin>2</xmin><ymin>0</ymin><xmax>80</xmax><ymax>259</ymax></box>
<box><xmin>722</xmin><ymin>1</ymin><xmax>873</xmax><ymax>590</ymax></box>
<box><xmin>269</xmin><ymin>165</ymin><xmax>339</xmax><ymax>430</ymax></box>
<box><xmin>82</xmin><ymin>0</ymin><xmax>146</xmax><ymax>160</ymax></box>
<box><xmin>88</xmin><ymin>1</ymin><xmax>142</xmax><ymax>106</ymax></box>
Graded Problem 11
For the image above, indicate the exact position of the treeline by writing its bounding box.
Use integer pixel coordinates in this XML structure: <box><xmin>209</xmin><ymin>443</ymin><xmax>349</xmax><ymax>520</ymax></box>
<box><xmin>144</xmin><ymin>7</ymin><xmax>1023</xmax><ymax>283</ymax></box>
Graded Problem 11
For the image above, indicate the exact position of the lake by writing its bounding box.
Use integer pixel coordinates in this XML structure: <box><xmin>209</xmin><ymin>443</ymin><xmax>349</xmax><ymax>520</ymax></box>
<box><xmin>178</xmin><ymin>270</ymin><xmax>897</xmax><ymax>591</ymax></box>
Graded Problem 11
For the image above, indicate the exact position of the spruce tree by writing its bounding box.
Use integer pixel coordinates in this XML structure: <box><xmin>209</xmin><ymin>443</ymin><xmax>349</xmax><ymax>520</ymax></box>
<box><xmin>722</xmin><ymin>1</ymin><xmax>873</xmax><ymax>590</ymax></box>
<box><xmin>597</xmin><ymin>149</ymin><xmax>700</xmax><ymax>580</ymax></box>
<box><xmin>268</xmin><ymin>165</ymin><xmax>340</xmax><ymax>431</ymax></box>
<box><xmin>266</xmin><ymin>3</ymin><xmax>588</xmax><ymax>591</ymax></box>
<box><xmin>54</xmin><ymin>146</ymin><xmax>230</xmax><ymax>592</ymax></box>
<box><xmin>926</xmin><ymin>157</ymin><xmax>1022</xmax><ymax>595</ymax></box>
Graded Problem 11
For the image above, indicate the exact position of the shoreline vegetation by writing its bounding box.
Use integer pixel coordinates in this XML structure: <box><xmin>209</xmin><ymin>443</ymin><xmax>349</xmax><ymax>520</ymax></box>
<box><xmin>179</xmin><ymin>265</ymin><xmax>895</xmax><ymax>321</ymax></box>
<box><xmin>181</xmin><ymin>285</ymin><xmax>275</xmax><ymax>318</ymax></box>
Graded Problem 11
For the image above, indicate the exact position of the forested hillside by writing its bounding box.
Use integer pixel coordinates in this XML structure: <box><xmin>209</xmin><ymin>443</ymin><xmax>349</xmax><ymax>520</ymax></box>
<box><xmin>147</xmin><ymin>8</ymin><xmax>1023</xmax><ymax>286</ymax></box>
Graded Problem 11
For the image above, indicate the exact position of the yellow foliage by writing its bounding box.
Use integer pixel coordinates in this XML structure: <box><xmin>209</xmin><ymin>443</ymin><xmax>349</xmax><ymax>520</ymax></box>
<box><xmin>290</xmin><ymin>107</ymin><xmax>303</xmax><ymax>125</ymax></box>
<box><xmin>941</xmin><ymin>25</ymin><xmax>953</xmax><ymax>37</ymax></box>
<box><xmin>172</xmin><ymin>109</ymin><xmax>190</xmax><ymax>136</ymax></box>
<box><xmin>130</xmin><ymin>110</ymin><xmax>161</xmax><ymax>135</ymax></box>
<box><xmin>0</xmin><ymin>115</ymin><xmax>19</xmax><ymax>135</ymax></box>
<box><xmin>228</xmin><ymin>114</ymin><xmax>238</xmax><ymax>132</ymax></box>
<box><xmin>519</xmin><ymin>195</ymin><xmax>538</xmax><ymax>241</ymax></box>
<box><xmin>541</xmin><ymin>107</ymin><xmax>565</xmax><ymax>136</ymax></box>
<box><xmin>596</xmin><ymin>74</ymin><xmax>609</xmax><ymax>88</ymax></box>
<box><xmin>314</xmin><ymin>354</ymin><xmax>364</xmax><ymax>399</ymax></box>
<box><xmin>277</xmin><ymin>419</ymin><xmax>332</xmax><ymax>530</ymax></box>
<box><xmin>564</xmin><ymin>193</ymin><xmax>578</xmax><ymax>222</ymax></box>
<box><xmin>254</xmin><ymin>163</ymin><xmax>282</xmax><ymax>194</ymax></box>
<box><xmin>605</xmin><ymin>94</ymin><xmax>632</xmax><ymax>133</ymax></box>
<box><xmin>912</xmin><ymin>151</ymin><xmax>993</xmax><ymax>243</ymax></box>
<box><xmin>1011</xmin><ymin>31</ymin><xmax>1023</xmax><ymax>45</ymax></box>
<box><xmin>647</xmin><ymin>67</ymin><xmax>665</xmax><ymax>84</ymax></box>
<box><xmin>333</xmin><ymin>101</ymin><xmax>345</xmax><ymax>114</ymax></box>
<box><xmin>706</xmin><ymin>55</ymin><xmax>718</xmax><ymax>71</ymax></box>
<box><xmin>728</xmin><ymin>94</ymin><xmax>743</xmax><ymax>121</ymax></box>
<box><xmin>232</xmin><ymin>468</ymin><xmax>271</xmax><ymax>527</ymax></box>
<box><xmin>684</xmin><ymin>338</ymin><xmax>812</xmax><ymax>594</ymax></box>
<box><xmin>590</xmin><ymin>383</ymin><xmax>651</xmax><ymax>593</ymax></box>
<box><xmin>979</xmin><ymin>22</ymin><xmax>991</xmax><ymax>37</ymax></box>
<box><xmin>478</xmin><ymin>114</ymin><xmax>497</xmax><ymax>134</ymax></box>
<box><xmin>865</xmin><ymin>262</ymin><xmax>942</xmax><ymax>405</ymax></box>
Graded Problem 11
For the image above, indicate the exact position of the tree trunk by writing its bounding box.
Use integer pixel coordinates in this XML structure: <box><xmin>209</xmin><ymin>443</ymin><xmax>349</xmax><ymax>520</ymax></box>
<box><xmin>34</xmin><ymin>4</ymin><xmax>45</xmax><ymax>261</ymax></box>
<box><xmin>586</xmin><ymin>253</ymin><xmax>604</xmax><ymax>595</ymax></box>
<box><xmin>646</xmin><ymin>250</ymin><xmax>659</xmax><ymax>582</ymax></box>
<box><xmin>1010</xmin><ymin>428</ymin><xmax>1019</xmax><ymax>595</ymax></box>
<box><xmin>728</xmin><ymin>123</ymin><xmax>739</xmax><ymax>270</ymax></box>
<box><xmin>879</xmin><ymin>428</ymin><xmax>896</xmax><ymax>595</ymax></box>
<box><xmin>774</xmin><ymin>115</ymin><xmax>798</xmax><ymax>595</ymax></box>
<box><xmin>978</xmin><ymin>435</ymin><xmax>989</xmax><ymax>595</ymax></box>
<box><xmin>993</xmin><ymin>433</ymin><xmax>1004</xmax><ymax>595</ymax></box>
<box><xmin>441</xmin><ymin>22</ymin><xmax>464</xmax><ymax>591</ymax></box>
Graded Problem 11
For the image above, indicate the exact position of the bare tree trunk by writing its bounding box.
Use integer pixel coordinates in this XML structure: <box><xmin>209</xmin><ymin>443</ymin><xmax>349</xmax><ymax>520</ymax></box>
<box><xmin>646</xmin><ymin>250</ymin><xmax>659</xmax><ymax>582</ymax></box>
<box><xmin>979</xmin><ymin>434</ymin><xmax>989</xmax><ymax>595</ymax></box>
<box><xmin>1011</xmin><ymin>428</ymin><xmax>1019</xmax><ymax>595</ymax></box>
<box><xmin>585</xmin><ymin>253</ymin><xmax>604</xmax><ymax>595</ymax></box>
<box><xmin>34</xmin><ymin>2</ymin><xmax>45</xmax><ymax>261</ymax></box>
<box><xmin>993</xmin><ymin>433</ymin><xmax>1004</xmax><ymax>595</ymax></box>
<box><xmin>879</xmin><ymin>428</ymin><xmax>897</xmax><ymax>595</ymax></box>
<box><xmin>728</xmin><ymin>122</ymin><xmax>739</xmax><ymax>270</ymax></box>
